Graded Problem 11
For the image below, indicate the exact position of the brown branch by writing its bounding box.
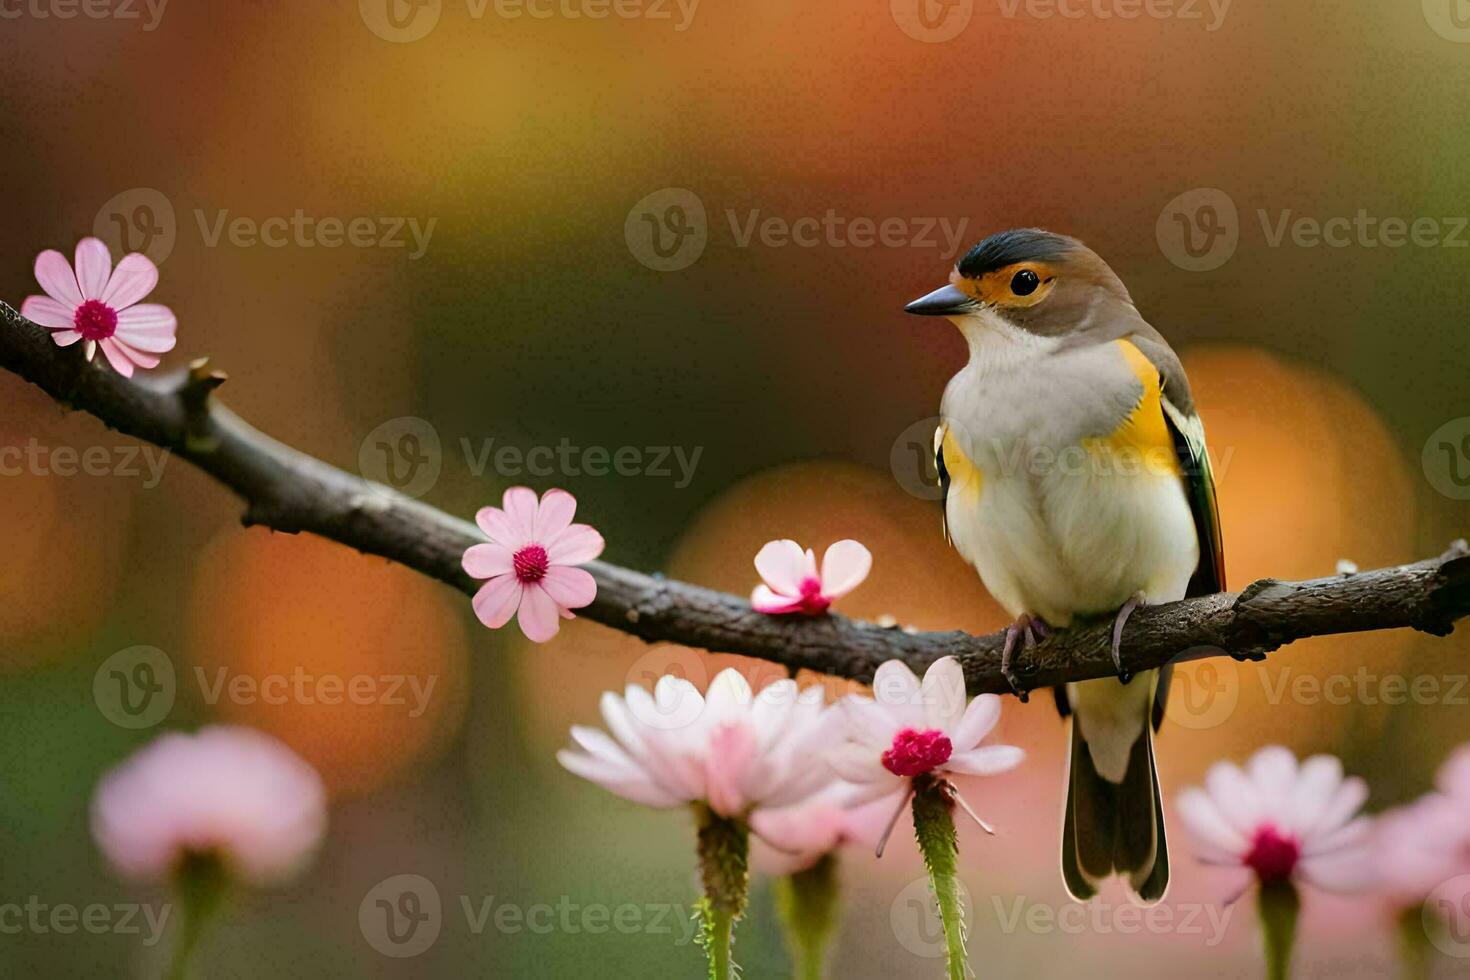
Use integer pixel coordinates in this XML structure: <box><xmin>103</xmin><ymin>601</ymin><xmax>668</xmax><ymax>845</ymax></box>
<box><xmin>3</xmin><ymin>300</ymin><xmax>1468</xmax><ymax>695</ymax></box>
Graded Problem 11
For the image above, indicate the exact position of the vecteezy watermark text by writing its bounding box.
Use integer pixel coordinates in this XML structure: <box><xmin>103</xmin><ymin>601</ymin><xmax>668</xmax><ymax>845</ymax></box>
<box><xmin>624</xmin><ymin>187</ymin><xmax>970</xmax><ymax>272</ymax></box>
<box><xmin>358</xmin><ymin>0</ymin><xmax>698</xmax><ymax>44</ymax></box>
<box><xmin>991</xmin><ymin>896</ymin><xmax>1233</xmax><ymax>944</ymax></box>
<box><xmin>460</xmin><ymin>437</ymin><xmax>702</xmax><ymax>489</ymax></box>
<box><xmin>0</xmin><ymin>898</ymin><xmax>171</xmax><ymax>946</ymax></box>
<box><xmin>0</xmin><ymin>0</ymin><xmax>167</xmax><ymax>30</ymax></box>
<box><xmin>0</xmin><ymin>440</ymin><xmax>169</xmax><ymax>487</ymax></box>
<box><xmin>358</xmin><ymin>875</ymin><xmax>699</xmax><ymax>958</ymax></box>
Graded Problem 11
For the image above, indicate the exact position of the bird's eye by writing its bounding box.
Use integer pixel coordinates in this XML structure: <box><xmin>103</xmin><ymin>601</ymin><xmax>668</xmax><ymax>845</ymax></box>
<box><xmin>1011</xmin><ymin>269</ymin><xmax>1040</xmax><ymax>296</ymax></box>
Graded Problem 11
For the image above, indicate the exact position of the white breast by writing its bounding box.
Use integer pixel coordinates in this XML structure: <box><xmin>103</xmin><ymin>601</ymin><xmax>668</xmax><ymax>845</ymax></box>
<box><xmin>939</xmin><ymin>314</ymin><xmax>1198</xmax><ymax>626</ymax></box>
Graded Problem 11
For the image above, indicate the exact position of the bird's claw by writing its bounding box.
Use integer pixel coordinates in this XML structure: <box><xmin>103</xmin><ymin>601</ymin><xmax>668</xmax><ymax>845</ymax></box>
<box><xmin>1000</xmin><ymin>615</ymin><xmax>1047</xmax><ymax>701</ymax></box>
<box><xmin>1110</xmin><ymin>595</ymin><xmax>1142</xmax><ymax>684</ymax></box>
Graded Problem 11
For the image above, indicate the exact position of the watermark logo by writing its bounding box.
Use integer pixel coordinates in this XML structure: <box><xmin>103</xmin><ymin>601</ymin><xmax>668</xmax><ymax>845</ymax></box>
<box><xmin>1423</xmin><ymin>0</ymin><xmax>1470</xmax><ymax>42</ymax></box>
<box><xmin>1161</xmin><ymin>651</ymin><xmax>1238</xmax><ymax>731</ymax></box>
<box><xmin>891</xmin><ymin>0</ymin><xmax>974</xmax><ymax>42</ymax></box>
<box><xmin>93</xmin><ymin>187</ymin><xmax>177</xmax><ymax>266</ymax></box>
<box><xmin>93</xmin><ymin>646</ymin><xmax>176</xmax><ymax>729</ymax></box>
<box><xmin>891</xmin><ymin>875</ymin><xmax>974</xmax><ymax>958</ymax></box>
<box><xmin>1156</xmin><ymin>188</ymin><xmax>1238</xmax><ymax>272</ymax></box>
<box><xmin>359</xmin><ymin>416</ymin><xmax>443</xmax><ymax>499</ymax></box>
<box><xmin>625</xmin><ymin>188</ymin><xmax>708</xmax><ymax>272</ymax></box>
<box><xmin>360</xmin><ymin>874</ymin><xmax>443</xmax><ymax>958</ymax></box>
<box><xmin>1423</xmin><ymin>418</ymin><xmax>1470</xmax><ymax>500</ymax></box>
<box><xmin>360</xmin><ymin>0</ymin><xmax>443</xmax><ymax>42</ymax></box>
<box><xmin>1424</xmin><ymin>874</ymin><xmax>1470</xmax><ymax>957</ymax></box>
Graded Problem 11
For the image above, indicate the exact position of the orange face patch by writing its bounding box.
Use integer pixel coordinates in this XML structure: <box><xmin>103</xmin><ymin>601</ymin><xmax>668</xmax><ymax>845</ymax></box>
<box><xmin>949</xmin><ymin>261</ymin><xmax>1058</xmax><ymax>309</ymax></box>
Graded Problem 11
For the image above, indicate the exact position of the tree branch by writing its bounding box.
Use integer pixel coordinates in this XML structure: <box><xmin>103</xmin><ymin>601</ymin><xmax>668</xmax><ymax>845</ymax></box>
<box><xmin>4</xmin><ymin>301</ymin><xmax>1468</xmax><ymax>695</ymax></box>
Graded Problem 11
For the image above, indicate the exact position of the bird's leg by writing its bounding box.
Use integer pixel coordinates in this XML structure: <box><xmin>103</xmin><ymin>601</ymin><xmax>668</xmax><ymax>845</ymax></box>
<box><xmin>1110</xmin><ymin>594</ymin><xmax>1143</xmax><ymax>684</ymax></box>
<box><xmin>1000</xmin><ymin>614</ymin><xmax>1048</xmax><ymax>701</ymax></box>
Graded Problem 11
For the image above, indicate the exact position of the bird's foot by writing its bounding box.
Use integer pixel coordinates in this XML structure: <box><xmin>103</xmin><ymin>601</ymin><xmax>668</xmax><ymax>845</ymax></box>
<box><xmin>1000</xmin><ymin>614</ymin><xmax>1048</xmax><ymax>701</ymax></box>
<box><xmin>1110</xmin><ymin>595</ymin><xmax>1143</xmax><ymax>684</ymax></box>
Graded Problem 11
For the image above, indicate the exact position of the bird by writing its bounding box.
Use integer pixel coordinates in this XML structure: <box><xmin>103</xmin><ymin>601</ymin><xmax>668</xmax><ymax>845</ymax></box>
<box><xmin>903</xmin><ymin>228</ymin><xmax>1225</xmax><ymax>903</ymax></box>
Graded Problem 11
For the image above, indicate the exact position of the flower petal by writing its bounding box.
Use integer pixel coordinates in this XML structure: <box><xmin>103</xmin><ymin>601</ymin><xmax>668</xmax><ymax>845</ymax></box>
<box><xmin>556</xmin><ymin>750</ymin><xmax>682</xmax><ymax>809</ymax></box>
<box><xmin>535</xmin><ymin>488</ymin><xmax>577</xmax><ymax>541</ymax></box>
<box><xmin>751</xmin><ymin>584</ymin><xmax>804</xmax><ymax>614</ymax></box>
<box><xmin>920</xmin><ymin>656</ymin><xmax>967</xmax><ymax>733</ymax></box>
<box><xmin>113</xmin><ymin>304</ymin><xmax>177</xmax><ymax>351</ymax></box>
<box><xmin>475</xmin><ymin>506</ymin><xmax>525</xmax><ymax>548</ymax></box>
<box><xmin>502</xmin><ymin>486</ymin><xmax>539</xmax><ymax>537</ymax></box>
<box><xmin>1175</xmin><ymin>787</ymin><xmax>1247</xmax><ymax>859</ymax></box>
<box><xmin>107</xmin><ymin>337</ymin><xmax>160</xmax><ymax>371</ymax></box>
<box><xmin>471</xmin><ymin>574</ymin><xmax>522</xmax><ymax>629</ymax></box>
<box><xmin>51</xmin><ymin>329</ymin><xmax>83</xmax><ymax>347</ymax></box>
<box><xmin>20</xmin><ymin>295</ymin><xmax>76</xmax><ymax>330</ymax></box>
<box><xmin>545</xmin><ymin>524</ymin><xmax>605</xmax><ymax>565</ymax></box>
<box><xmin>820</xmin><ymin>540</ymin><xmax>872</xmax><ymax>599</ymax></box>
<box><xmin>517</xmin><ymin>583</ymin><xmax>562</xmax><ymax>642</ymax></box>
<box><xmin>462</xmin><ymin>543</ymin><xmax>514</xmax><ymax>579</ymax></box>
<box><xmin>951</xmin><ymin>695</ymin><xmax>1001</xmax><ymax>753</ymax></box>
<box><xmin>95</xmin><ymin>338</ymin><xmax>136</xmax><ymax>377</ymax></box>
<box><xmin>540</xmin><ymin>565</ymin><xmax>596</xmax><ymax>611</ymax></box>
<box><xmin>754</xmin><ymin>539</ymin><xmax>807</xmax><ymax>596</ymax></box>
<box><xmin>945</xmin><ymin>744</ymin><xmax>1024</xmax><ymax>776</ymax></box>
<box><xmin>1247</xmin><ymin>745</ymin><xmax>1298</xmax><ymax>801</ymax></box>
<box><xmin>871</xmin><ymin>659</ymin><xmax>922</xmax><ymax>716</ymax></box>
<box><xmin>74</xmin><ymin>238</ymin><xmax>112</xmax><ymax>300</ymax></box>
<box><xmin>100</xmin><ymin>253</ymin><xmax>159</xmax><ymax>310</ymax></box>
<box><xmin>34</xmin><ymin>249</ymin><xmax>82</xmax><ymax>307</ymax></box>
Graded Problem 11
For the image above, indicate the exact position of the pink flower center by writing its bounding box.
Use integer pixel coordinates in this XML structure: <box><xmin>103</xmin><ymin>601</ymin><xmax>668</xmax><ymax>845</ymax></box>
<box><xmin>795</xmin><ymin>577</ymin><xmax>830</xmax><ymax>615</ymax></box>
<box><xmin>73</xmin><ymin>299</ymin><xmax>118</xmax><ymax>341</ymax></box>
<box><xmin>512</xmin><ymin>544</ymin><xmax>549</xmax><ymax>583</ymax></box>
<box><xmin>1245</xmin><ymin>825</ymin><xmax>1300</xmax><ymax>883</ymax></box>
<box><xmin>882</xmin><ymin>727</ymin><xmax>953</xmax><ymax>777</ymax></box>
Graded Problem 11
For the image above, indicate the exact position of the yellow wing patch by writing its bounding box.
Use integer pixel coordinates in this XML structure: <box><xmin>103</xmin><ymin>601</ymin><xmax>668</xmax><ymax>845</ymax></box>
<box><xmin>1084</xmin><ymin>340</ymin><xmax>1181</xmax><ymax>477</ymax></box>
<box><xmin>940</xmin><ymin>424</ymin><xmax>983</xmax><ymax>503</ymax></box>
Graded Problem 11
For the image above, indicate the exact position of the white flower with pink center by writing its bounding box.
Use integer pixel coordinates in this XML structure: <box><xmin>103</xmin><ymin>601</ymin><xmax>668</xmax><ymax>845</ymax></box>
<box><xmin>462</xmin><ymin>487</ymin><xmax>604</xmax><ymax>643</ymax></box>
<box><xmin>557</xmin><ymin>669</ymin><xmax>841</xmax><ymax>818</ymax></box>
<box><xmin>19</xmin><ymin>238</ymin><xmax>177</xmax><ymax>378</ymax></box>
<box><xmin>750</xmin><ymin>539</ymin><xmax>871</xmax><ymax>615</ymax></box>
<box><xmin>1175</xmin><ymin>745</ymin><xmax>1375</xmax><ymax>895</ymax></box>
<box><xmin>91</xmin><ymin>726</ymin><xmax>327</xmax><ymax>886</ymax></box>
<box><xmin>831</xmin><ymin>656</ymin><xmax>1024</xmax><ymax>853</ymax></box>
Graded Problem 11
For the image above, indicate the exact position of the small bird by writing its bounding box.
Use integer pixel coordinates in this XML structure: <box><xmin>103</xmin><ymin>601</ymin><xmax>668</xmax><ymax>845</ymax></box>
<box><xmin>904</xmin><ymin>229</ymin><xmax>1225</xmax><ymax>903</ymax></box>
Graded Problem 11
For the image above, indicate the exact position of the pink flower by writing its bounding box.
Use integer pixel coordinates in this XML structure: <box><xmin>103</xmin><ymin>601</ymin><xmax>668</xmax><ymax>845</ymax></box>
<box><xmin>1175</xmin><ymin>746</ymin><xmax>1374</xmax><ymax>895</ymax></box>
<box><xmin>91</xmin><ymin>726</ymin><xmax>327</xmax><ymax>886</ymax></box>
<box><xmin>19</xmin><ymin>238</ymin><xmax>177</xmax><ymax>378</ymax></box>
<box><xmin>557</xmin><ymin>669</ymin><xmax>841</xmax><ymax>818</ymax></box>
<box><xmin>750</xmin><ymin>785</ymin><xmax>896</xmax><ymax>874</ymax></box>
<box><xmin>750</xmin><ymin>539</ymin><xmax>871</xmax><ymax>615</ymax></box>
<box><xmin>831</xmin><ymin>656</ymin><xmax>1024</xmax><ymax>853</ymax></box>
<box><xmin>1370</xmin><ymin>745</ymin><xmax>1470</xmax><ymax>906</ymax></box>
<box><xmin>463</xmin><ymin>487</ymin><xmax>604</xmax><ymax>643</ymax></box>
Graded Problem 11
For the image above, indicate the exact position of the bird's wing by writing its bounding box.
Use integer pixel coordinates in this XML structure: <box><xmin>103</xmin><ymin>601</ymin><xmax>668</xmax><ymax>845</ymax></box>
<box><xmin>933</xmin><ymin>422</ymin><xmax>951</xmax><ymax>546</ymax></box>
<box><xmin>1126</xmin><ymin>333</ymin><xmax>1226</xmax><ymax>731</ymax></box>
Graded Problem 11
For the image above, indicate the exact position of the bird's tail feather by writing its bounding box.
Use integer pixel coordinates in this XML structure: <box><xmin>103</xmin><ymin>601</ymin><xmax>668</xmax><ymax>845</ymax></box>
<box><xmin>1061</xmin><ymin>717</ymin><xmax>1168</xmax><ymax>903</ymax></box>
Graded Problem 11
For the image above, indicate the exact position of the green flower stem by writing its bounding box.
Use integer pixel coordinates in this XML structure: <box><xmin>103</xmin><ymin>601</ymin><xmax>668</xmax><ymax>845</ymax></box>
<box><xmin>166</xmin><ymin>852</ymin><xmax>228</xmax><ymax>980</ymax></box>
<box><xmin>694</xmin><ymin>804</ymin><xmax>750</xmax><ymax>980</ymax></box>
<box><xmin>912</xmin><ymin>776</ymin><xmax>969</xmax><ymax>980</ymax></box>
<box><xmin>1257</xmin><ymin>879</ymin><xmax>1300</xmax><ymax>980</ymax></box>
<box><xmin>775</xmin><ymin>853</ymin><xmax>840</xmax><ymax>980</ymax></box>
<box><xmin>1396</xmin><ymin>904</ymin><xmax>1430</xmax><ymax>980</ymax></box>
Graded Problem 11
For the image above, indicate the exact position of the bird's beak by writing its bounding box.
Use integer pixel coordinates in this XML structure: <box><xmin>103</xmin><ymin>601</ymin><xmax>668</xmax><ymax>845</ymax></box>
<box><xmin>903</xmin><ymin>283</ymin><xmax>973</xmax><ymax>316</ymax></box>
